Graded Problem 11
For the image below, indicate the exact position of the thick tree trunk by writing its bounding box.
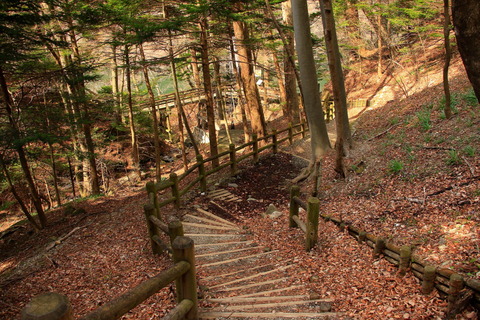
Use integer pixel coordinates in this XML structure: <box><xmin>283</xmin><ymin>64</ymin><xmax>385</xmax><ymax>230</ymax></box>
<box><xmin>229</xmin><ymin>31</ymin><xmax>251</xmax><ymax>142</ymax></box>
<box><xmin>0</xmin><ymin>67</ymin><xmax>47</xmax><ymax>227</ymax></box>
<box><xmin>319</xmin><ymin>0</ymin><xmax>352</xmax><ymax>153</ymax></box>
<box><xmin>199</xmin><ymin>15</ymin><xmax>219</xmax><ymax>167</ymax></box>
<box><xmin>190</xmin><ymin>48</ymin><xmax>202</xmax><ymax>89</ymax></box>
<box><xmin>232</xmin><ymin>4</ymin><xmax>267</xmax><ymax>138</ymax></box>
<box><xmin>452</xmin><ymin>0</ymin><xmax>480</xmax><ymax>102</ymax></box>
<box><xmin>139</xmin><ymin>43</ymin><xmax>162</xmax><ymax>181</ymax></box>
<box><xmin>124</xmin><ymin>44</ymin><xmax>141</xmax><ymax>178</ymax></box>
<box><xmin>291</xmin><ymin>0</ymin><xmax>331</xmax><ymax>162</ymax></box>
<box><xmin>282</xmin><ymin>1</ymin><xmax>301</xmax><ymax>124</ymax></box>
<box><xmin>443</xmin><ymin>0</ymin><xmax>452</xmax><ymax>119</ymax></box>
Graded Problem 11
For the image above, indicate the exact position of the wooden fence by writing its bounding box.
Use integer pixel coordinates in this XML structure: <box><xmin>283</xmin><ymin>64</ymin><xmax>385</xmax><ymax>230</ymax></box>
<box><xmin>21</xmin><ymin>236</ymin><xmax>198</xmax><ymax>320</ymax></box>
<box><xmin>289</xmin><ymin>185</ymin><xmax>480</xmax><ymax>318</ymax></box>
<box><xmin>145</xmin><ymin>121</ymin><xmax>309</xmax><ymax>223</ymax></box>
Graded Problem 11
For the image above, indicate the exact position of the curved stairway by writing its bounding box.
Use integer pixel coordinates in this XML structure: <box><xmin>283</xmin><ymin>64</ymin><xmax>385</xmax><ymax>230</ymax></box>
<box><xmin>182</xmin><ymin>208</ymin><xmax>340</xmax><ymax>319</ymax></box>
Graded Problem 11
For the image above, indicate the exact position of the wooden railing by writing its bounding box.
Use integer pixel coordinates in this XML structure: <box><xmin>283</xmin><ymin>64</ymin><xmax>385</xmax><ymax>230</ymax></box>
<box><xmin>289</xmin><ymin>185</ymin><xmax>480</xmax><ymax>318</ymax></box>
<box><xmin>21</xmin><ymin>236</ymin><xmax>198</xmax><ymax>320</ymax></box>
<box><xmin>145</xmin><ymin>121</ymin><xmax>308</xmax><ymax>227</ymax></box>
<box><xmin>289</xmin><ymin>186</ymin><xmax>320</xmax><ymax>251</ymax></box>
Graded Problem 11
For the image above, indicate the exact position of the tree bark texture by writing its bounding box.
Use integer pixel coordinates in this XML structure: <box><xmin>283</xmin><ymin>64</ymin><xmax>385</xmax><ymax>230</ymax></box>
<box><xmin>291</xmin><ymin>0</ymin><xmax>331</xmax><ymax>161</ymax></box>
<box><xmin>232</xmin><ymin>4</ymin><xmax>267</xmax><ymax>138</ymax></box>
<box><xmin>282</xmin><ymin>1</ymin><xmax>301</xmax><ymax>124</ymax></box>
<box><xmin>319</xmin><ymin>0</ymin><xmax>352</xmax><ymax>152</ymax></box>
<box><xmin>452</xmin><ymin>0</ymin><xmax>480</xmax><ymax>102</ymax></box>
<box><xmin>443</xmin><ymin>0</ymin><xmax>452</xmax><ymax>119</ymax></box>
<box><xmin>199</xmin><ymin>14</ymin><xmax>219</xmax><ymax>167</ymax></box>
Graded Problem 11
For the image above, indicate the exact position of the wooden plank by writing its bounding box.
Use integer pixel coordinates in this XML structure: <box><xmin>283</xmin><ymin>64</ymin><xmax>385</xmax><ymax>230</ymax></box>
<box><xmin>196</xmin><ymin>208</ymin><xmax>237</xmax><ymax>227</ymax></box>
<box><xmin>182</xmin><ymin>222</ymin><xmax>237</xmax><ymax>231</ymax></box>
<box><xmin>210</xmin><ymin>265</ymin><xmax>292</xmax><ymax>289</ymax></box>
<box><xmin>197</xmin><ymin>246</ymin><xmax>259</xmax><ymax>259</ymax></box>
<box><xmin>184</xmin><ymin>214</ymin><xmax>236</xmax><ymax>228</ymax></box>
<box><xmin>200</xmin><ymin>251</ymin><xmax>277</xmax><ymax>268</ymax></box>
<box><xmin>202</xmin><ymin>263</ymin><xmax>275</xmax><ymax>281</ymax></box>
<box><xmin>234</xmin><ymin>285</ymin><xmax>304</xmax><ymax>298</ymax></box>
<box><xmin>199</xmin><ymin>311</ymin><xmax>339</xmax><ymax>318</ymax></box>
<box><xmin>206</xmin><ymin>295</ymin><xmax>308</xmax><ymax>304</ymax></box>
<box><xmin>214</xmin><ymin>299</ymin><xmax>333</xmax><ymax>311</ymax></box>
<box><xmin>212</xmin><ymin>277</ymin><xmax>289</xmax><ymax>292</ymax></box>
<box><xmin>195</xmin><ymin>241</ymin><xmax>252</xmax><ymax>249</ymax></box>
<box><xmin>185</xmin><ymin>233</ymin><xmax>241</xmax><ymax>237</ymax></box>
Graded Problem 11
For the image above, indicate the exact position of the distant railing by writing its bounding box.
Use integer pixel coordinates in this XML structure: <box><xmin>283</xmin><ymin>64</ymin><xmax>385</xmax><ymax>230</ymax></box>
<box><xmin>21</xmin><ymin>236</ymin><xmax>198</xmax><ymax>320</ymax></box>
<box><xmin>145</xmin><ymin>121</ymin><xmax>309</xmax><ymax>231</ymax></box>
<box><xmin>289</xmin><ymin>185</ymin><xmax>480</xmax><ymax>318</ymax></box>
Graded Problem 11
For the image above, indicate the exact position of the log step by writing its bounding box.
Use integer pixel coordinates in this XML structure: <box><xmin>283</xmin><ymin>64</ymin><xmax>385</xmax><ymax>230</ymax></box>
<box><xmin>199</xmin><ymin>250</ymin><xmax>277</xmax><ymax>268</ymax></box>
<box><xmin>199</xmin><ymin>311</ymin><xmax>340</xmax><ymax>319</ymax></box>
<box><xmin>208</xmin><ymin>299</ymin><xmax>333</xmax><ymax>311</ymax></box>
<box><xmin>209</xmin><ymin>265</ymin><xmax>292</xmax><ymax>289</ymax></box>
<box><xmin>184</xmin><ymin>214</ymin><xmax>237</xmax><ymax>229</ymax></box>
<box><xmin>196</xmin><ymin>208</ymin><xmax>237</xmax><ymax>227</ymax></box>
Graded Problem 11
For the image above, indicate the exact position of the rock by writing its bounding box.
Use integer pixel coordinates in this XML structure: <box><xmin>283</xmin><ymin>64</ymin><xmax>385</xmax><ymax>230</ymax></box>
<box><xmin>162</xmin><ymin>156</ymin><xmax>174</xmax><ymax>163</ymax></box>
<box><xmin>228</xmin><ymin>183</ymin><xmax>238</xmax><ymax>188</ymax></box>
<box><xmin>319</xmin><ymin>302</ymin><xmax>332</xmax><ymax>312</ymax></box>
<box><xmin>265</xmin><ymin>204</ymin><xmax>277</xmax><ymax>216</ymax></box>
<box><xmin>310</xmin><ymin>275</ymin><xmax>319</xmax><ymax>282</ymax></box>
<box><xmin>247</xmin><ymin>197</ymin><xmax>258</xmax><ymax>202</ymax></box>
<box><xmin>269</xmin><ymin>211</ymin><xmax>283</xmax><ymax>219</ymax></box>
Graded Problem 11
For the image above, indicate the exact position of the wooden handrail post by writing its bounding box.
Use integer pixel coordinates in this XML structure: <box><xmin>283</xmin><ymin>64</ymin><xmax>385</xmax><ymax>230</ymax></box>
<box><xmin>196</xmin><ymin>154</ymin><xmax>207</xmax><ymax>192</ymax></box>
<box><xmin>168</xmin><ymin>220</ymin><xmax>184</xmax><ymax>245</ymax></box>
<box><xmin>422</xmin><ymin>265</ymin><xmax>436</xmax><ymax>294</ymax></box>
<box><xmin>398</xmin><ymin>245</ymin><xmax>411</xmax><ymax>276</ymax></box>
<box><xmin>144</xmin><ymin>204</ymin><xmax>162</xmax><ymax>254</ymax></box>
<box><xmin>272</xmin><ymin>130</ymin><xmax>278</xmax><ymax>154</ymax></box>
<box><xmin>172</xmin><ymin>237</ymin><xmax>198</xmax><ymax>320</ymax></box>
<box><xmin>146</xmin><ymin>181</ymin><xmax>160</xmax><ymax>218</ymax></box>
<box><xmin>301</xmin><ymin>121</ymin><xmax>306</xmax><ymax>139</ymax></box>
<box><xmin>306</xmin><ymin>197</ymin><xmax>320</xmax><ymax>251</ymax></box>
<box><xmin>170</xmin><ymin>173</ymin><xmax>180</xmax><ymax>209</ymax></box>
<box><xmin>22</xmin><ymin>292</ymin><xmax>72</xmax><ymax>320</ymax></box>
<box><xmin>289</xmin><ymin>185</ymin><xmax>300</xmax><ymax>228</ymax></box>
<box><xmin>229</xmin><ymin>144</ymin><xmax>237</xmax><ymax>176</ymax></box>
<box><xmin>447</xmin><ymin>274</ymin><xmax>464</xmax><ymax>317</ymax></box>
<box><xmin>373</xmin><ymin>238</ymin><xmax>386</xmax><ymax>258</ymax></box>
<box><xmin>252</xmin><ymin>134</ymin><xmax>259</xmax><ymax>163</ymax></box>
<box><xmin>288</xmin><ymin>123</ymin><xmax>293</xmax><ymax>145</ymax></box>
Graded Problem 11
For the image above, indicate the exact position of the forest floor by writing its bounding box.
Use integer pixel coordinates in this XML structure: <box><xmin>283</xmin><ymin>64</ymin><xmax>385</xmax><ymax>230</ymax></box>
<box><xmin>0</xmin><ymin>50</ymin><xmax>479</xmax><ymax>319</ymax></box>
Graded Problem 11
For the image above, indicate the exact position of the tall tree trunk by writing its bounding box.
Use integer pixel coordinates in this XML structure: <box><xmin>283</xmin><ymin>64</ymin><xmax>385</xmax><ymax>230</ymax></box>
<box><xmin>281</xmin><ymin>1</ymin><xmax>301</xmax><ymax>124</ymax></box>
<box><xmin>232</xmin><ymin>4</ymin><xmax>267</xmax><ymax>138</ymax></box>
<box><xmin>48</xmin><ymin>143</ymin><xmax>62</xmax><ymax>206</ymax></box>
<box><xmin>213</xmin><ymin>56</ymin><xmax>233</xmax><ymax>144</ymax></box>
<box><xmin>111</xmin><ymin>45</ymin><xmax>122</xmax><ymax>124</ymax></box>
<box><xmin>139</xmin><ymin>43</ymin><xmax>162</xmax><ymax>181</ymax></box>
<box><xmin>229</xmin><ymin>29</ymin><xmax>251</xmax><ymax>143</ymax></box>
<box><xmin>452</xmin><ymin>0</ymin><xmax>480</xmax><ymax>102</ymax></box>
<box><xmin>66</xmin><ymin>18</ymin><xmax>101</xmax><ymax>194</ymax></box>
<box><xmin>291</xmin><ymin>0</ymin><xmax>331</xmax><ymax>163</ymax></box>
<box><xmin>443</xmin><ymin>0</ymin><xmax>452</xmax><ymax>119</ymax></box>
<box><xmin>199</xmin><ymin>13</ymin><xmax>219</xmax><ymax>167</ymax></box>
<box><xmin>319</xmin><ymin>0</ymin><xmax>352</xmax><ymax>152</ymax></box>
<box><xmin>0</xmin><ymin>67</ymin><xmax>47</xmax><ymax>227</ymax></box>
<box><xmin>124</xmin><ymin>44</ymin><xmax>141</xmax><ymax>178</ymax></box>
<box><xmin>169</xmin><ymin>31</ymin><xmax>194</xmax><ymax>170</ymax></box>
<box><xmin>0</xmin><ymin>157</ymin><xmax>41</xmax><ymax>230</ymax></box>
<box><xmin>190</xmin><ymin>48</ymin><xmax>202</xmax><ymax>89</ymax></box>
<box><xmin>272</xmin><ymin>48</ymin><xmax>288</xmax><ymax>119</ymax></box>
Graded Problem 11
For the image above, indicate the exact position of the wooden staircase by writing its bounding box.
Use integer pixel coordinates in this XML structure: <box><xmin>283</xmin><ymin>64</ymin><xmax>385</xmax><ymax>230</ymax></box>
<box><xmin>182</xmin><ymin>208</ymin><xmax>340</xmax><ymax>319</ymax></box>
